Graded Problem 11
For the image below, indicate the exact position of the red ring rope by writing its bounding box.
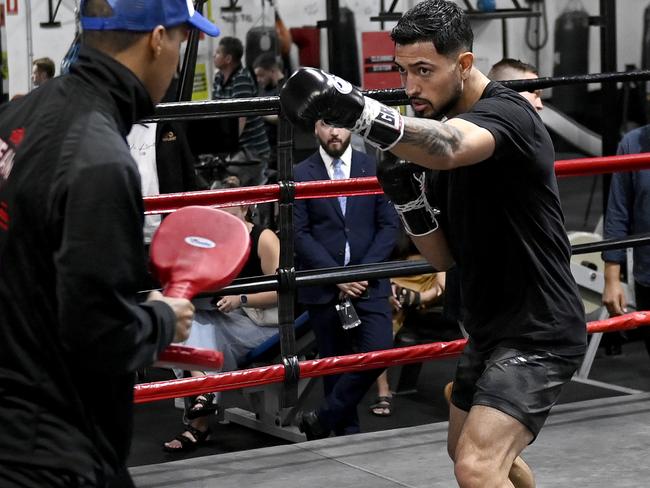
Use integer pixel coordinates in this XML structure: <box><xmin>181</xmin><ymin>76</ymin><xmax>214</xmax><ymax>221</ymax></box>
<box><xmin>133</xmin><ymin>311</ymin><xmax>650</xmax><ymax>404</ymax></box>
<box><xmin>144</xmin><ymin>152</ymin><xmax>650</xmax><ymax>215</ymax></box>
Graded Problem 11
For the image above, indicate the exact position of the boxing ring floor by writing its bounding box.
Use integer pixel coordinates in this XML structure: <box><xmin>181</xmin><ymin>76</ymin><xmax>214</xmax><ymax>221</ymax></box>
<box><xmin>130</xmin><ymin>392</ymin><xmax>650</xmax><ymax>488</ymax></box>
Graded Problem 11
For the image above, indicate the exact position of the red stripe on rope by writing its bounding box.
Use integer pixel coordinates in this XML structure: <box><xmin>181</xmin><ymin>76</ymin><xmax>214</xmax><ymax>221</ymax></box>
<box><xmin>583</xmin><ymin>311</ymin><xmax>650</xmax><ymax>333</ymax></box>
<box><xmin>133</xmin><ymin>311</ymin><xmax>650</xmax><ymax>404</ymax></box>
<box><xmin>143</xmin><ymin>153</ymin><xmax>650</xmax><ymax>215</ymax></box>
<box><xmin>554</xmin><ymin>153</ymin><xmax>650</xmax><ymax>178</ymax></box>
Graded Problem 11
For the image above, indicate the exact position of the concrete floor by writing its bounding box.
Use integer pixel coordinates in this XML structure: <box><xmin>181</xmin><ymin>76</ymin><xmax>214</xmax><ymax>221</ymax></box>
<box><xmin>130</xmin><ymin>392</ymin><xmax>650</xmax><ymax>488</ymax></box>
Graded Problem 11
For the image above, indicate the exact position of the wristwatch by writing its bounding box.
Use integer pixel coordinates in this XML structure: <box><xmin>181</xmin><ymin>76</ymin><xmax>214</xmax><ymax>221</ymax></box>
<box><xmin>240</xmin><ymin>295</ymin><xmax>248</xmax><ymax>305</ymax></box>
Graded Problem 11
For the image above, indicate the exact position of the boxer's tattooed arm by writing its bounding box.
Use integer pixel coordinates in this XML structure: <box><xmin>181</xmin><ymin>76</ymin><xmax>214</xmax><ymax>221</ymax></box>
<box><xmin>401</xmin><ymin>119</ymin><xmax>463</xmax><ymax>158</ymax></box>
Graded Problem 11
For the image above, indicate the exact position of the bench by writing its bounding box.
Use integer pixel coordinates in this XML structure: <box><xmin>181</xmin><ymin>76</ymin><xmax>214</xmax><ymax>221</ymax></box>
<box><xmin>221</xmin><ymin>311</ymin><xmax>318</xmax><ymax>442</ymax></box>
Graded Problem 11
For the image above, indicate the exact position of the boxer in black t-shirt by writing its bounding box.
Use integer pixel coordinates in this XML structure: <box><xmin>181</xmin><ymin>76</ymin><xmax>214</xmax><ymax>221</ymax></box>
<box><xmin>278</xmin><ymin>1</ymin><xmax>586</xmax><ymax>487</ymax></box>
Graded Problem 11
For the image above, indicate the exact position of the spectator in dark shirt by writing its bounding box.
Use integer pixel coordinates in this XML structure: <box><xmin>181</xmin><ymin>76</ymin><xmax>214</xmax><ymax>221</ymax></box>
<box><xmin>213</xmin><ymin>36</ymin><xmax>271</xmax><ymax>182</ymax></box>
<box><xmin>252</xmin><ymin>52</ymin><xmax>286</xmax><ymax>172</ymax></box>
<box><xmin>602</xmin><ymin>125</ymin><xmax>650</xmax><ymax>355</ymax></box>
<box><xmin>253</xmin><ymin>52</ymin><xmax>286</xmax><ymax>97</ymax></box>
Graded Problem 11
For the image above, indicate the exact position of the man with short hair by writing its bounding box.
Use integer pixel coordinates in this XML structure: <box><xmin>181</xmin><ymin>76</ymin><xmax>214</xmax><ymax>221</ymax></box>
<box><xmin>293</xmin><ymin>121</ymin><xmax>399</xmax><ymax>440</ymax></box>
<box><xmin>488</xmin><ymin>58</ymin><xmax>543</xmax><ymax>111</ymax></box>
<box><xmin>213</xmin><ymin>36</ymin><xmax>271</xmax><ymax>176</ymax></box>
<box><xmin>602</xmin><ymin>126</ymin><xmax>650</xmax><ymax>356</ymax></box>
<box><xmin>252</xmin><ymin>52</ymin><xmax>286</xmax><ymax>171</ymax></box>
<box><xmin>31</xmin><ymin>56</ymin><xmax>56</xmax><ymax>88</ymax></box>
<box><xmin>252</xmin><ymin>52</ymin><xmax>285</xmax><ymax>97</ymax></box>
<box><xmin>0</xmin><ymin>1</ymin><xmax>219</xmax><ymax>486</ymax></box>
<box><xmin>280</xmin><ymin>1</ymin><xmax>585</xmax><ymax>486</ymax></box>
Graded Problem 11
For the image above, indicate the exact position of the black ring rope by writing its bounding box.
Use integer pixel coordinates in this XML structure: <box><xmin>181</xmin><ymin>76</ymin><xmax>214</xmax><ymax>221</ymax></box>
<box><xmin>185</xmin><ymin>233</ymin><xmax>650</xmax><ymax>299</ymax></box>
<box><xmin>142</xmin><ymin>69</ymin><xmax>650</xmax><ymax>123</ymax></box>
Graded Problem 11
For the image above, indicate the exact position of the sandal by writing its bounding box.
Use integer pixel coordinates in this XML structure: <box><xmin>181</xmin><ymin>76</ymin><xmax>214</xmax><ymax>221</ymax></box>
<box><xmin>186</xmin><ymin>392</ymin><xmax>218</xmax><ymax>420</ymax></box>
<box><xmin>369</xmin><ymin>396</ymin><xmax>393</xmax><ymax>417</ymax></box>
<box><xmin>162</xmin><ymin>424</ymin><xmax>211</xmax><ymax>453</ymax></box>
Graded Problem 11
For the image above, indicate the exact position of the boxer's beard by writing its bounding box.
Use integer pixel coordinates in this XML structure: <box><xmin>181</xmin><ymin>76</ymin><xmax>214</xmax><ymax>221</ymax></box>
<box><xmin>413</xmin><ymin>80</ymin><xmax>463</xmax><ymax>121</ymax></box>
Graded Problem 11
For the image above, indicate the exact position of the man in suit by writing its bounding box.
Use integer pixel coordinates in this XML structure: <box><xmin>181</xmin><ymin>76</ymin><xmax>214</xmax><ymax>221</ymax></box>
<box><xmin>294</xmin><ymin>120</ymin><xmax>399</xmax><ymax>439</ymax></box>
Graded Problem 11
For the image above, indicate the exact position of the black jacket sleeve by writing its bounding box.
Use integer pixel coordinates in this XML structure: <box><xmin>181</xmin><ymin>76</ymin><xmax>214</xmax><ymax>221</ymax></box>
<box><xmin>53</xmin><ymin>159</ymin><xmax>175</xmax><ymax>374</ymax></box>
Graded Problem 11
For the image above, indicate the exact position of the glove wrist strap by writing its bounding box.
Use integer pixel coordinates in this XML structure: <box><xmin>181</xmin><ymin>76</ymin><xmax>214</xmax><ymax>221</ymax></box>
<box><xmin>353</xmin><ymin>97</ymin><xmax>404</xmax><ymax>151</ymax></box>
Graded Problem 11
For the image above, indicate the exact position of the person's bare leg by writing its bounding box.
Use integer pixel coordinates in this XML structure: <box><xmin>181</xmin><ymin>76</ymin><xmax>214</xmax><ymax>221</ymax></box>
<box><xmin>164</xmin><ymin>371</ymin><xmax>212</xmax><ymax>450</ymax></box>
<box><xmin>370</xmin><ymin>371</ymin><xmax>392</xmax><ymax>415</ymax></box>
<box><xmin>444</xmin><ymin>382</ymin><xmax>534</xmax><ymax>488</ymax></box>
<box><xmin>447</xmin><ymin>401</ymin><xmax>469</xmax><ymax>462</ymax></box>
<box><xmin>453</xmin><ymin>405</ymin><xmax>533</xmax><ymax>488</ymax></box>
<box><xmin>377</xmin><ymin>370</ymin><xmax>391</xmax><ymax>397</ymax></box>
<box><xmin>163</xmin><ymin>416</ymin><xmax>210</xmax><ymax>450</ymax></box>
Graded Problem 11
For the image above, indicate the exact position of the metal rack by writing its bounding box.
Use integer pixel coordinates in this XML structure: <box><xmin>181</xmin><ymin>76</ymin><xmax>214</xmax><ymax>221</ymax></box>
<box><xmin>462</xmin><ymin>0</ymin><xmax>541</xmax><ymax>58</ymax></box>
<box><xmin>368</xmin><ymin>0</ymin><xmax>540</xmax><ymax>58</ymax></box>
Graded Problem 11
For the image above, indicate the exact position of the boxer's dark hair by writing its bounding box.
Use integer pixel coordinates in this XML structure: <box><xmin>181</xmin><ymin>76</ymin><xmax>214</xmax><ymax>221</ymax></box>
<box><xmin>80</xmin><ymin>0</ymin><xmax>148</xmax><ymax>53</ymax></box>
<box><xmin>219</xmin><ymin>37</ymin><xmax>244</xmax><ymax>64</ymax></box>
<box><xmin>391</xmin><ymin>0</ymin><xmax>473</xmax><ymax>57</ymax></box>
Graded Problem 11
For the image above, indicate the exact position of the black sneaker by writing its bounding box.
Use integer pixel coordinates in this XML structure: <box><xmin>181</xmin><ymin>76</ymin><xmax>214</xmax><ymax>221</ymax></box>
<box><xmin>297</xmin><ymin>410</ymin><xmax>330</xmax><ymax>440</ymax></box>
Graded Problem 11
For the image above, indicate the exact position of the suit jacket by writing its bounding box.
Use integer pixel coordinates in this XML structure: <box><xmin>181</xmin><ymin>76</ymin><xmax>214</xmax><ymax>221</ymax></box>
<box><xmin>294</xmin><ymin>149</ymin><xmax>399</xmax><ymax>305</ymax></box>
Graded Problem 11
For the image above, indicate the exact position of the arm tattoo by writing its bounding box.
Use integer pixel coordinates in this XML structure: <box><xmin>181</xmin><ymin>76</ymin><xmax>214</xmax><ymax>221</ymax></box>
<box><xmin>401</xmin><ymin>118</ymin><xmax>463</xmax><ymax>158</ymax></box>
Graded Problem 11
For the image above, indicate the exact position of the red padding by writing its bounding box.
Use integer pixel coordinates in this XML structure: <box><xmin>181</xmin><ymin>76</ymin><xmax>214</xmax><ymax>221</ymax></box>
<box><xmin>135</xmin><ymin>311</ymin><xmax>650</xmax><ymax>404</ymax></box>
<box><xmin>154</xmin><ymin>345</ymin><xmax>224</xmax><ymax>372</ymax></box>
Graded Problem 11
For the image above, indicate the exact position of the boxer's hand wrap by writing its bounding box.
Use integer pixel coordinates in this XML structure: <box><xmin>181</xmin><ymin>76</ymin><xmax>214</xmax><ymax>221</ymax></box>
<box><xmin>377</xmin><ymin>156</ymin><xmax>439</xmax><ymax>237</ymax></box>
<box><xmin>280</xmin><ymin>68</ymin><xmax>404</xmax><ymax>150</ymax></box>
<box><xmin>351</xmin><ymin>96</ymin><xmax>404</xmax><ymax>151</ymax></box>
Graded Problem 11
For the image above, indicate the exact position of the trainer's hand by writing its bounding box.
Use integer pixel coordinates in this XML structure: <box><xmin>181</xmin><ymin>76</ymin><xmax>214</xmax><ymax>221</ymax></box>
<box><xmin>280</xmin><ymin>67</ymin><xmax>403</xmax><ymax>150</ymax></box>
<box><xmin>147</xmin><ymin>290</ymin><xmax>195</xmax><ymax>343</ymax></box>
<box><xmin>377</xmin><ymin>154</ymin><xmax>439</xmax><ymax>236</ymax></box>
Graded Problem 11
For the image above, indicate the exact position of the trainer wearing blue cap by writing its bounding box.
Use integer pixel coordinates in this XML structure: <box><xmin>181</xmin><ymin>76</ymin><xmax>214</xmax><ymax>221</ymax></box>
<box><xmin>0</xmin><ymin>1</ymin><xmax>219</xmax><ymax>487</ymax></box>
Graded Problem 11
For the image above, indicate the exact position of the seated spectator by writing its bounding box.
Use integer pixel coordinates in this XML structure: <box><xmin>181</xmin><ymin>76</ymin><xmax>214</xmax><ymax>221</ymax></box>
<box><xmin>32</xmin><ymin>57</ymin><xmax>56</xmax><ymax>88</ymax></box>
<box><xmin>163</xmin><ymin>176</ymin><xmax>280</xmax><ymax>452</ymax></box>
<box><xmin>252</xmin><ymin>53</ymin><xmax>286</xmax><ymax>172</ymax></box>
<box><xmin>253</xmin><ymin>52</ymin><xmax>286</xmax><ymax>97</ymax></box>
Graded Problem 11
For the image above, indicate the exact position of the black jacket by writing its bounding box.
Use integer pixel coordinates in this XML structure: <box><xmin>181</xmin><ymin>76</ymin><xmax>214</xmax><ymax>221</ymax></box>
<box><xmin>0</xmin><ymin>46</ymin><xmax>176</xmax><ymax>484</ymax></box>
<box><xmin>155</xmin><ymin>121</ymin><xmax>199</xmax><ymax>193</ymax></box>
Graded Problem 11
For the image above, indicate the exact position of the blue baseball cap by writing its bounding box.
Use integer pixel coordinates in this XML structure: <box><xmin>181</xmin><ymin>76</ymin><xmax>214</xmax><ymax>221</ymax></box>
<box><xmin>80</xmin><ymin>0</ymin><xmax>220</xmax><ymax>37</ymax></box>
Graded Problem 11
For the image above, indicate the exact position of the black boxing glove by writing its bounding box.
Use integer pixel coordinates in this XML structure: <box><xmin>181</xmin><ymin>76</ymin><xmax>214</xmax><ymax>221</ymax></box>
<box><xmin>280</xmin><ymin>67</ymin><xmax>404</xmax><ymax>151</ymax></box>
<box><xmin>377</xmin><ymin>155</ymin><xmax>439</xmax><ymax>237</ymax></box>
